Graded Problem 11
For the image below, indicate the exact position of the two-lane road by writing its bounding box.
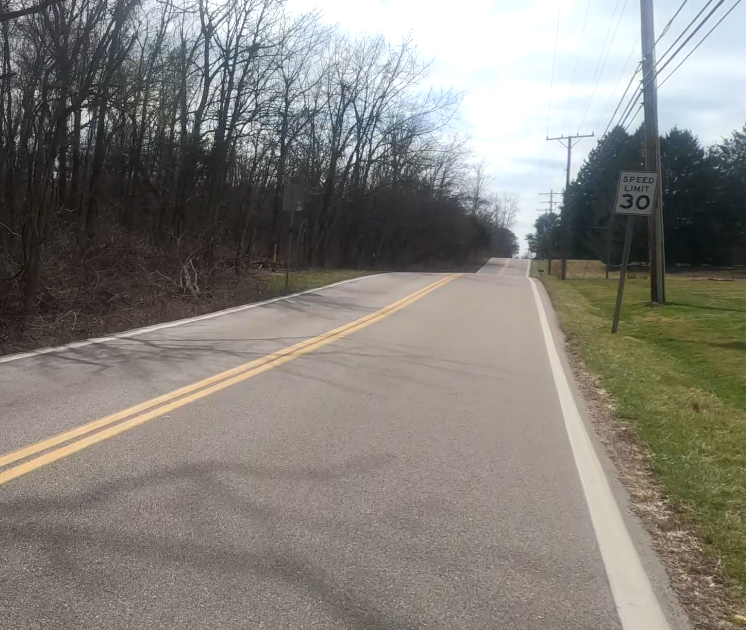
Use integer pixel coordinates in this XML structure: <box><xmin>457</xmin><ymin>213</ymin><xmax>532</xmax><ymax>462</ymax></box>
<box><xmin>0</xmin><ymin>260</ymin><xmax>684</xmax><ymax>629</ymax></box>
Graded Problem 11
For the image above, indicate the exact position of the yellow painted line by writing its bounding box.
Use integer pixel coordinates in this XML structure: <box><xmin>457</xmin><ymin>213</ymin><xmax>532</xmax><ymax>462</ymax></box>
<box><xmin>498</xmin><ymin>259</ymin><xmax>510</xmax><ymax>276</ymax></box>
<box><xmin>0</xmin><ymin>276</ymin><xmax>452</xmax><ymax>470</ymax></box>
<box><xmin>0</xmin><ymin>274</ymin><xmax>458</xmax><ymax>486</ymax></box>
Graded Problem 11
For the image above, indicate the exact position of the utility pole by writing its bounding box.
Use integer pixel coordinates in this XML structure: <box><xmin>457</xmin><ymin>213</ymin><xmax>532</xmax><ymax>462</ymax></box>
<box><xmin>282</xmin><ymin>182</ymin><xmax>309</xmax><ymax>291</ymax></box>
<box><xmin>640</xmin><ymin>0</ymin><xmax>666</xmax><ymax>304</ymax></box>
<box><xmin>546</xmin><ymin>133</ymin><xmax>594</xmax><ymax>280</ymax></box>
<box><xmin>537</xmin><ymin>191</ymin><xmax>561</xmax><ymax>274</ymax></box>
<box><xmin>538</xmin><ymin>190</ymin><xmax>560</xmax><ymax>214</ymax></box>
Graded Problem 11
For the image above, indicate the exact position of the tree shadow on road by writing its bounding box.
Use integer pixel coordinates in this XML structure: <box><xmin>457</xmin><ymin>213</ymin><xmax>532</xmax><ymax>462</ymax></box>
<box><xmin>0</xmin><ymin>455</ymin><xmax>425</xmax><ymax>630</ymax></box>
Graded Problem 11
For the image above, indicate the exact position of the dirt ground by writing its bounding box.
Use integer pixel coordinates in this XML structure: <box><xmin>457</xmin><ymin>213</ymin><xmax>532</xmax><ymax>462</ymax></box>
<box><xmin>0</xmin><ymin>234</ymin><xmax>349</xmax><ymax>356</ymax></box>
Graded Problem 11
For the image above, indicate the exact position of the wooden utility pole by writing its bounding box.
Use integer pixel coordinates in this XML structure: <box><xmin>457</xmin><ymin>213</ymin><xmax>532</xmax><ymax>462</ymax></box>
<box><xmin>283</xmin><ymin>182</ymin><xmax>309</xmax><ymax>291</ymax></box>
<box><xmin>546</xmin><ymin>133</ymin><xmax>594</xmax><ymax>280</ymax></box>
<box><xmin>538</xmin><ymin>190</ymin><xmax>560</xmax><ymax>214</ymax></box>
<box><xmin>537</xmin><ymin>191</ymin><xmax>561</xmax><ymax>274</ymax></box>
<box><xmin>612</xmin><ymin>216</ymin><xmax>636</xmax><ymax>333</ymax></box>
<box><xmin>640</xmin><ymin>0</ymin><xmax>666</xmax><ymax>304</ymax></box>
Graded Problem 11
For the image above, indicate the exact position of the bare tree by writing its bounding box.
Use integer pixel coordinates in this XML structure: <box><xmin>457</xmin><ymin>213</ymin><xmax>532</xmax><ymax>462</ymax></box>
<box><xmin>492</xmin><ymin>191</ymin><xmax>518</xmax><ymax>231</ymax></box>
<box><xmin>467</xmin><ymin>157</ymin><xmax>492</xmax><ymax>217</ymax></box>
<box><xmin>0</xmin><ymin>0</ymin><xmax>515</xmax><ymax>327</ymax></box>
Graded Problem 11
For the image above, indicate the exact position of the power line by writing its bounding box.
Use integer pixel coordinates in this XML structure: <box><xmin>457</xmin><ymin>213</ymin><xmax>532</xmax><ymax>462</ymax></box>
<box><xmin>603</xmin><ymin>0</ymin><xmax>719</xmax><ymax>136</ymax></box>
<box><xmin>618</xmin><ymin>86</ymin><xmax>643</xmax><ymax>130</ymax></box>
<box><xmin>604</xmin><ymin>0</ymin><xmax>737</xmax><ymax>137</ymax></box>
<box><xmin>658</xmin><ymin>0</ymin><xmax>743</xmax><ymax>88</ymax></box>
<box><xmin>639</xmin><ymin>0</ymin><xmax>729</xmax><ymax>94</ymax></box>
<box><xmin>598</xmin><ymin>42</ymin><xmax>639</xmax><ymax>131</ymax></box>
<box><xmin>656</xmin><ymin>0</ymin><xmax>727</xmax><ymax>73</ymax></box>
<box><xmin>579</xmin><ymin>0</ymin><xmax>630</xmax><ymax>132</ymax></box>
<box><xmin>656</xmin><ymin>0</ymin><xmax>718</xmax><ymax>66</ymax></box>
<box><xmin>623</xmin><ymin>102</ymin><xmax>644</xmax><ymax>132</ymax></box>
<box><xmin>579</xmin><ymin>0</ymin><xmax>623</xmax><ymax>115</ymax></box>
<box><xmin>575</xmin><ymin>0</ymin><xmax>741</xmax><ymax>167</ymax></box>
<box><xmin>601</xmin><ymin>62</ymin><xmax>640</xmax><ymax>137</ymax></box>
<box><xmin>655</xmin><ymin>0</ymin><xmax>691</xmax><ymax>45</ymax></box>
<box><xmin>546</xmin><ymin>5</ymin><xmax>562</xmax><ymax>137</ymax></box>
<box><xmin>594</xmin><ymin>0</ymin><xmax>736</xmax><ymax>190</ymax></box>
<box><xmin>546</xmin><ymin>133</ymin><xmax>594</xmax><ymax>280</ymax></box>
<box><xmin>562</xmin><ymin>0</ymin><xmax>593</xmax><ymax>132</ymax></box>
<box><xmin>593</xmin><ymin>0</ymin><xmax>687</xmax><ymax>138</ymax></box>
<box><xmin>603</xmin><ymin>51</ymin><xmax>645</xmax><ymax>137</ymax></box>
<box><xmin>538</xmin><ymin>190</ymin><xmax>562</xmax><ymax>214</ymax></box>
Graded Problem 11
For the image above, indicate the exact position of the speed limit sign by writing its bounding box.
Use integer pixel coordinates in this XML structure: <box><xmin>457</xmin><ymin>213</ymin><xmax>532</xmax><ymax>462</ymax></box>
<box><xmin>614</xmin><ymin>171</ymin><xmax>659</xmax><ymax>215</ymax></box>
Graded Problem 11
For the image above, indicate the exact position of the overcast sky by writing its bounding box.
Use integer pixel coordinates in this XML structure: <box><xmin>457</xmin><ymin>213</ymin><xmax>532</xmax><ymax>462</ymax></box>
<box><xmin>288</xmin><ymin>0</ymin><xmax>746</xmax><ymax>252</ymax></box>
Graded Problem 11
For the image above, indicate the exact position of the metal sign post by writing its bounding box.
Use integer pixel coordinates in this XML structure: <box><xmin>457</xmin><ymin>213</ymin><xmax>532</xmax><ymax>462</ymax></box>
<box><xmin>611</xmin><ymin>171</ymin><xmax>658</xmax><ymax>333</ymax></box>
<box><xmin>283</xmin><ymin>182</ymin><xmax>309</xmax><ymax>291</ymax></box>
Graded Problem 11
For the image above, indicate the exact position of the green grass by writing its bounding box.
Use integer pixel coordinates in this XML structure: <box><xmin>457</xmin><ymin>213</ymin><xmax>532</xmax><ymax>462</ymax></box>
<box><xmin>542</xmin><ymin>275</ymin><xmax>746</xmax><ymax>594</ymax></box>
<box><xmin>532</xmin><ymin>258</ymin><xmax>609</xmax><ymax>278</ymax></box>
<box><xmin>260</xmin><ymin>269</ymin><xmax>372</xmax><ymax>296</ymax></box>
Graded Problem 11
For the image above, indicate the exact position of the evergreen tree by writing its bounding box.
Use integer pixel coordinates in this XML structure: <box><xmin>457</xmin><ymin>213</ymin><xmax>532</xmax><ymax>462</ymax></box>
<box><xmin>563</xmin><ymin>126</ymin><xmax>646</xmax><ymax>264</ymax></box>
<box><xmin>527</xmin><ymin>212</ymin><xmax>560</xmax><ymax>260</ymax></box>
<box><xmin>710</xmin><ymin>125</ymin><xmax>746</xmax><ymax>264</ymax></box>
<box><xmin>660</xmin><ymin>128</ymin><xmax>722</xmax><ymax>265</ymax></box>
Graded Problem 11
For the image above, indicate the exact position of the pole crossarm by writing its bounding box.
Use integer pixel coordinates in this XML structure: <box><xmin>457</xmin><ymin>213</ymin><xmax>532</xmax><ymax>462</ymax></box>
<box><xmin>546</xmin><ymin>132</ymin><xmax>594</xmax><ymax>280</ymax></box>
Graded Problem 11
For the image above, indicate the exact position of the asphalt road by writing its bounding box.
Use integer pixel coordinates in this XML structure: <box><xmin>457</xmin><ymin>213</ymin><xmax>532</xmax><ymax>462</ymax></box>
<box><xmin>0</xmin><ymin>260</ymin><xmax>684</xmax><ymax>629</ymax></box>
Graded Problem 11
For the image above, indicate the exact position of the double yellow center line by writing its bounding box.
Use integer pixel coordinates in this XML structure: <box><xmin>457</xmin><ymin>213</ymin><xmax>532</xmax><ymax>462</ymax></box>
<box><xmin>0</xmin><ymin>274</ymin><xmax>458</xmax><ymax>487</ymax></box>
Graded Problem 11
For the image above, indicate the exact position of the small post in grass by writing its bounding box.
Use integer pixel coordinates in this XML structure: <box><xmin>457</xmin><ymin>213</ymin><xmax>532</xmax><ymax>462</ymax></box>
<box><xmin>612</xmin><ymin>217</ymin><xmax>635</xmax><ymax>333</ymax></box>
<box><xmin>283</xmin><ymin>182</ymin><xmax>309</xmax><ymax>292</ymax></box>
<box><xmin>610</xmin><ymin>170</ymin><xmax>658</xmax><ymax>333</ymax></box>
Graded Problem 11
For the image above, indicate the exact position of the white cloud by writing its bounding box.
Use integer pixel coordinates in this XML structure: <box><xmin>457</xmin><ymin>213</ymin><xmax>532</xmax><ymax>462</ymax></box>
<box><xmin>290</xmin><ymin>0</ymin><xmax>746</xmax><ymax>251</ymax></box>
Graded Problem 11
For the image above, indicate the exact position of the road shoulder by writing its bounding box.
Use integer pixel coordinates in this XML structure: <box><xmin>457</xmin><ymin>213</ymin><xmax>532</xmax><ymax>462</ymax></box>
<box><xmin>531</xmin><ymin>277</ymin><xmax>692</xmax><ymax>630</ymax></box>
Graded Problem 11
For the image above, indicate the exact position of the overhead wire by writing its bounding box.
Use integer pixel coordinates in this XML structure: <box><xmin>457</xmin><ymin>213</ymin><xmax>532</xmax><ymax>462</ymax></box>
<box><xmin>647</xmin><ymin>0</ymin><xmax>730</xmax><ymax>89</ymax></box>
<box><xmin>655</xmin><ymin>0</ymin><xmax>691</xmax><ymax>44</ymax></box>
<box><xmin>561</xmin><ymin>0</ymin><xmax>593</xmax><ymax>132</ymax></box>
<box><xmin>658</xmin><ymin>0</ymin><xmax>744</xmax><ymax>88</ymax></box>
<box><xmin>600</xmin><ymin>44</ymin><xmax>642</xmax><ymax>137</ymax></box>
<box><xmin>596</xmin><ymin>0</ymin><xmax>690</xmax><ymax>139</ymax></box>
<box><xmin>602</xmin><ymin>69</ymin><xmax>641</xmax><ymax>137</ymax></box>
<box><xmin>579</xmin><ymin>0</ymin><xmax>630</xmax><ymax>131</ymax></box>
<box><xmin>618</xmin><ymin>0</ymin><xmax>729</xmax><ymax>123</ymax></box>
<box><xmin>586</xmin><ymin>0</ymin><xmax>741</xmax><ymax>170</ymax></box>
<box><xmin>602</xmin><ymin>0</ymin><xmax>734</xmax><ymax>137</ymax></box>
<box><xmin>546</xmin><ymin>4</ymin><xmax>562</xmax><ymax>137</ymax></box>
<box><xmin>616</xmin><ymin>88</ymin><xmax>643</xmax><ymax>131</ymax></box>
<box><xmin>656</xmin><ymin>0</ymin><xmax>719</xmax><ymax>66</ymax></box>
<box><xmin>578</xmin><ymin>0</ymin><xmax>623</xmax><ymax>125</ymax></box>
<box><xmin>623</xmin><ymin>102</ymin><xmax>644</xmax><ymax>132</ymax></box>
<box><xmin>598</xmin><ymin>42</ymin><xmax>639</xmax><ymax>130</ymax></box>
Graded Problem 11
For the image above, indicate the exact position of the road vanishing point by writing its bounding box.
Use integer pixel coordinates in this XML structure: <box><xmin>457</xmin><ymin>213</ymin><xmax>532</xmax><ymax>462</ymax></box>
<box><xmin>0</xmin><ymin>259</ymin><xmax>689</xmax><ymax>630</ymax></box>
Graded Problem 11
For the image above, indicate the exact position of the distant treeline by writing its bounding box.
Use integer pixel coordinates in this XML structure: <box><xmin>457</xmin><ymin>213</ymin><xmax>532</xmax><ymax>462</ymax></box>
<box><xmin>0</xmin><ymin>0</ymin><xmax>517</xmax><ymax>319</ymax></box>
<box><xmin>528</xmin><ymin>124</ymin><xmax>746</xmax><ymax>267</ymax></box>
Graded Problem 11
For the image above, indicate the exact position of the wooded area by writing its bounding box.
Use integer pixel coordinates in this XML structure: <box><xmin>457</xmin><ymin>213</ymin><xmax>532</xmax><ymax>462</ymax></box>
<box><xmin>0</xmin><ymin>0</ymin><xmax>518</xmax><ymax>341</ymax></box>
<box><xmin>527</xmin><ymin>123</ymin><xmax>746</xmax><ymax>268</ymax></box>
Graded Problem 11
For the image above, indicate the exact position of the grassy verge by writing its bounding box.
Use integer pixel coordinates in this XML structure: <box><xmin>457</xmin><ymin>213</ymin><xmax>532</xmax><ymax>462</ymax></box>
<box><xmin>541</xmin><ymin>275</ymin><xmax>746</xmax><ymax>596</ymax></box>
<box><xmin>261</xmin><ymin>269</ymin><xmax>371</xmax><ymax>295</ymax></box>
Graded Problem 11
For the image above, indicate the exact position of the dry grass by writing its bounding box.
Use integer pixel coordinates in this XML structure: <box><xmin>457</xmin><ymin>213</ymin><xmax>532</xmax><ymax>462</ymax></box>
<box><xmin>533</xmin><ymin>258</ymin><xmax>746</xmax><ymax>281</ymax></box>
<box><xmin>534</xmin><ymin>258</ymin><xmax>609</xmax><ymax>279</ymax></box>
<box><xmin>0</xmin><ymin>232</ymin><xmax>369</xmax><ymax>356</ymax></box>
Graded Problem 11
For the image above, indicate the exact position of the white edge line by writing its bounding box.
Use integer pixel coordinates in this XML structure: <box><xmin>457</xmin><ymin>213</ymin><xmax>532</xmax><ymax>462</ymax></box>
<box><xmin>0</xmin><ymin>273</ymin><xmax>389</xmax><ymax>365</ymax></box>
<box><xmin>526</xmin><ymin>258</ymin><xmax>532</xmax><ymax>278</ymax></box>
<box><xmin>529</xmin><ymin>276</ymin><xmax>671</xmax><ymax>630</ymax></box>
